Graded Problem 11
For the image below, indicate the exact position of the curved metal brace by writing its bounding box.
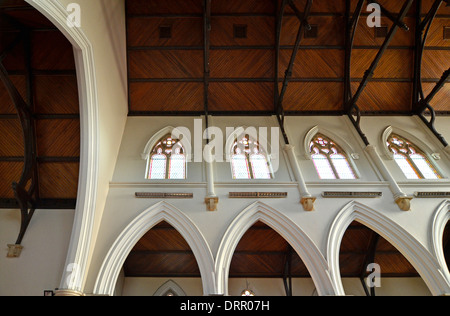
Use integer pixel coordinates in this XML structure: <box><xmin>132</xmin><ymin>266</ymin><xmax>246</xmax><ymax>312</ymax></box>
<box><xmin>0</xmin><ymin>30</ymin><xmax>38</xmax><ymax>253</ymax></box>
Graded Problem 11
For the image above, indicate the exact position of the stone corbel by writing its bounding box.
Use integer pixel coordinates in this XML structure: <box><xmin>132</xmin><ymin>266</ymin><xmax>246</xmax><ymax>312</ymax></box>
<box><xmin>395</xmin><ymin>195</ymin><xmax>413</xmax><ymax>212</ymax></box>
<box><xmin>301</xmin><ymin>197</ymin><xmax>316</xmax><ymax>212</ymax></box>
<box><xmin>7</xmin><ymin>244</ymin><xmax>23</xmax><ymax>258</ymax></box>
<box><xmin>205</xmin><ymin>196</ymin><xmax>219</xmax><ymax>212</ymax></box>
<box><xmin>54</xmin><ymin>289</ymin><xmax>85</xmax><ymax>296</ymax></box>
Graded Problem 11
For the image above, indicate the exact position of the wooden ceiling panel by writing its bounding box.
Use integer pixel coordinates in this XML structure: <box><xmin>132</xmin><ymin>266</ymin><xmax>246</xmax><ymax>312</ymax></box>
<box><xmin>0</xmin><ymin>32</ymin><xmax>25</xmax><ymax>72</ymax></box>
<box><xmin>211</xmin><ymin>17</ymin><xmax>274</xmax><ymax>47</ymax></box>
<box><xmin>424</xmin><ymin>18</ymin><xmax>450</xmax><ymax>48</ymax></box>
<box><xmin>0</xmin><ymin>162</ymin><xmax>23</xmax><ymax>198</ymax></box>
<box><xmin>0</xmin><ymin>75</ymin><xmax>27</xmax><ymax>114</ymax></box>
<box><xmin>279</xmin><ymin>49</ymin><xmax>344</xmax><ymax>79</ymax></box>
<box><xmin>36</xmin><ymin>119</ymin><xmax>80</xmax><ymax>157</ymax></box>
<box><xmin>127</xmin><ymin>17</ymin><xmax>203</xmax><ymax>47</ymax></box>
<box><xmin>31</xmin><ymin>31</ymin><xmax>75</xmax><ymax>70</ymax></box>
<box><xmin>353</xmin><ymin>17</ymin><xmax>415</xmax><ymax>47</ymax></box>
<box><xmin>351</xmin><ymin>49</ymin><xmax>413</xmax><ymax>79</ymax></box>
<box><xmin>210</xmin><ymin>49</ymin><xmax>274</xmax><ymax>79</ymax></box>
<box><xmin>212</xmin><ymin>0</ymin><xmax>275</xmax><ymax>14</ymax></box>
<box><xmin>0</xmin><ymin>119</ymin><xmax>24</xmax><ymax>156</ymax></box>
<box><xmin>129</xmin><ymin>82</ymin><xmax>204</xmax><ymax>112</ymax></box>
<box><xmin>422</xmin><ymin>82</ymin><xmax>450</xmax><ymax>112</ymax></box>
<box><xmin>351</xmin><ymin>82</ymin><xmax>412</xmax><ymax>113</ymax></box>
<box><xmin>421</xmin><ymin>50</ymin><xmax>450</xmax><ymax>79</ymax></box>
<box><xmin>126</xmin><ymin>0</ymin><xmax>202</xmax><ymax>15</ymax></box>
<box><xmin>280</xmin><ymin>16</ymin><xmax>344</xmax><ymax>47</ymax></box>
<box><xmin>38</xmin><ymin>162</ymin><xmax>79</xmax><ymax>199</ymax></box>
<box><xmin>33</xmin><ymin>75</ymin><xmax>79</xmax><ymax>114</ymax></box>
<box><xmin>209</xmin><ymin>82</ymin><xmax>273</xmax><ymax>112</ymax></box>
<box><xmin>282</xmin><ymin>82</ymin><xmax>344</xmax><ymax>112</ymax></box>
<box><xmin>128</xmin><ymin>50</ymin><xmax>204</xmax><ymax>79</ymax></box>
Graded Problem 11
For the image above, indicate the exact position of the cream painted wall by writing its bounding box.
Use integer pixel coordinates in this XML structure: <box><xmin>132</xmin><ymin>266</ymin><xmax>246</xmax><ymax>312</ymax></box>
<box><xmin>85</xmin><ymin>115</ymin><xmax>450</xmax><ymax>296</ymax></box>
<box><xmin>0</xmin><ymin>210</ymin><xmax>74</xmax><ymax>296</ymax></box>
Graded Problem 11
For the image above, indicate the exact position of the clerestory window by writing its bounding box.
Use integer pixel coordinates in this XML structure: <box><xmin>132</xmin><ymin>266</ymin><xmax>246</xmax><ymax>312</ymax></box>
<box><xmin>387</xmin><ymin>134</ymin><xmax>441</xmax><ymax>180</ymax></box>
<box><xmin>147</xmin><ymin>134</ymin><xmax>186</xmax><ymax>180</ymax></box>
<box><xmin>310</xmin><ymin>133</ymin><xmax>357</xmax><ymax>180</ymax></box>
<box><xmin>230</xmin><ymin>135</ymin><xmax>272</xmax><ymax>180</ymax></box>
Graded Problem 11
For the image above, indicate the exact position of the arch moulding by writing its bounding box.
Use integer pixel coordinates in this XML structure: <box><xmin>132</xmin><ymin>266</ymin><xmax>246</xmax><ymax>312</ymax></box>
<box><xmin>215</xmin><ymin>201</ymin><xmax>337</xmax><ymax>296</ymax></box>
<box><xmin>327</xmin><ymin>201</ymin><xmax>450</xmax><ymax>296</ymax></box>
<box><xmin>93</xmin><ymin>201</ymin><xmax>216</xmax><ymax>296</ymax></box>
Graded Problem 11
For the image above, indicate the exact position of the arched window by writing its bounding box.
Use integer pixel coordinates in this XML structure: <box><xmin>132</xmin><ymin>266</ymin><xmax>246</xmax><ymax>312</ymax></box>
<box><xmin>230</xmin><ymin>135</ymin><xmax>272</xmax><ymax>180</ymax></box>
<box><xmin>387</xmin><ymin>134</ymin><xmax>441</xmax><ymax>180</ymax></box>
<box><xmin>147</xmin><ymin>134</ymin><xmax>186</xmax><ymax>180</ymax></box>
<box><xmin>310</xmin><ymin>134</ymin><xmax>357</xmax><ymax>180</ymax></box>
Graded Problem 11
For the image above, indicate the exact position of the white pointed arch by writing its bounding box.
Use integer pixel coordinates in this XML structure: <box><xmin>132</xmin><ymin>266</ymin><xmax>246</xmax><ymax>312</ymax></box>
<box><xmin>26</xmin><ymin>0</ymin><xmax>99</xmax><ymax>293</ymax></box>
<box><xmin>153</xmin><ymin>280</ymin><xmax>187</xmax><ymax>296</ymax></box>
<box><xmin>93</xmin><ymin>201</ymin><xmax>216</xmax><ymax>296</ymax></box>
<box><xmin>327</xmin><ymin>201</ymin><xmax>450</xmax><ymax>296</ymax></box>
<box><xmin>215</xmin><ymin>201</ymin><xmax>336</xmax><ymax>296</ymax></box>
<box><xmin>431</xmin><ymin>200</ymin><xmax>450</xmax><ymax>281</ymax></box>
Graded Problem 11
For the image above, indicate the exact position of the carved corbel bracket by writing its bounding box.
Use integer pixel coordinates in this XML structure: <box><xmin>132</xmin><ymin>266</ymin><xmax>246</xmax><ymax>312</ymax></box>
<box><xmin>395</xmin><ymin>196</ymin><xmax>413</xmax><ymax>212</ymax></box>
<box><xmin>205</xmin><ymin>196</ymin><xmax>219</xmax><ymax>212</ymax></box>
<box><xmin>301</xmin><ymin>197</ymin><xmax>316</xmax><ymax>212</ymax></box>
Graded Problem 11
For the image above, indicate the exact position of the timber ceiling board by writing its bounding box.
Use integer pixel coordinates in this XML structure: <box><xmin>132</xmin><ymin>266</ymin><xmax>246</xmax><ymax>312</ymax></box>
<box><xmin>0</xmin><ymin>1</ymin><xmax>79</xmax><ymax>207</ymax></box>
<box><xmin>126</xmin><ymin>0</ymin><xmax>449</xmax><ymax>116</ymax></box>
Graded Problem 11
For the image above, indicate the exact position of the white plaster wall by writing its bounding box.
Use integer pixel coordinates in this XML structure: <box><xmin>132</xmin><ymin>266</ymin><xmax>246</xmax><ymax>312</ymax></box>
<box><xmin>86</xmin><ymin>115</ymin><xmax>450</xmax><ymax>296</ymax></box>
<box><xmin>0</xmin><ymin>210</ymin><xmax>74</xmax><ymax>296</ymax></box>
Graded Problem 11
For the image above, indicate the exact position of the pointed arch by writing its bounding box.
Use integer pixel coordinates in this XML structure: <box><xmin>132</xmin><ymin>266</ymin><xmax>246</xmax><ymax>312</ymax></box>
<box><xmin>141</xmin><ymin>126</ymin><xmax>192</xmax><ymax>162</ymax></box>
<box><xmin>93</xmin><ymin>201</ymin><xmax>216</xmax><ymax>296</ymax></box>
<box><xmin>26</xmin><ymin>0</ymin><xmax>99</xmax><ymax>293</ymax></box>
<box><xmin>327</xmin><ymin>201</ymin><xmax>450</xmax><ymax>296</ymax></box>
<box><xmin>153</xmin><ymin>280</ymin><xmax>187</xmax><ymax>296</ymax></box>
<box><xmin>431</xmin><ymin>200</ymin><xmax>450</xmax><ymax>280</ymax></box>
<box><xmin>215</xmin><ymin>201</ymin><xmax>336</xmax><ymax>296</ymax></box>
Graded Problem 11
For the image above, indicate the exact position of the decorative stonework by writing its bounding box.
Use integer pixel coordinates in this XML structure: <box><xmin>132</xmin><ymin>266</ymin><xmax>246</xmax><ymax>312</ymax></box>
<box><xmin>205</xmin><ymin>196</ymin><xmax>219</xmax><ymax>212</ymax></box>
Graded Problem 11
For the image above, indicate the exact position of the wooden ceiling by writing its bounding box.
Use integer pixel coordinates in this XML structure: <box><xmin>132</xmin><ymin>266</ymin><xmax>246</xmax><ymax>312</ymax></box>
<box><xmin>126</xmin><ymin>0</ymin><xmax>450</xmax><ymax>116</ymax></box>
<box><xmin>0</xmin><ymin>0</ymin><xmax>79</xmax><ymax>209</ymax></box>
<box><xmin>124</xmin><ymin>220</ymin><xmax>450</xmax><ymax>294</ymax></box>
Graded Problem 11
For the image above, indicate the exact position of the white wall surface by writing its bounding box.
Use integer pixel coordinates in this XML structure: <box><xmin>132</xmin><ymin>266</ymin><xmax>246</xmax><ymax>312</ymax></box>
<box><xmin>85</xmin><ymin>115</ymin><xmax>450</xmax><ymax>296</ymax></box>
<box><xmin>0</xmin><ymin>210</ymin><xmax>74</xmax><ymax>296</ymax></box>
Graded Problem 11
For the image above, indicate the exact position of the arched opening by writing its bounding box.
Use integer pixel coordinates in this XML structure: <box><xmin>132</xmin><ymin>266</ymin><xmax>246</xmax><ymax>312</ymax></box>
<box><xmin>444</xmin><ymin>221</ymin><xmax>450</xmax><ymax>273</ymax></box>
<box><xmin>118</xmin><ymin>221</ymin><xmax>203</xmax><ymax>296</ymax></box>
<box><xmin>228</xmin><ymin>221</ymin><xmax>316</xmax><ymax>296</ymax></box>
<box><xmin>339</xmin><ymin>221</ymin><xmax>431</xmax><ymax>296</ymax></box>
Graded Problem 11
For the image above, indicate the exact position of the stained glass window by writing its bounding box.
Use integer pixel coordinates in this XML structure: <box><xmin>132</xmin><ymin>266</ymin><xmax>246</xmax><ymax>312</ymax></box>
<box><xmin>147</xmin><ymin>134</ymin><xmax>186</xmax><ymax>180</ymax></box>
<box><xmin>387</xmin><ymin>134</ymin><xmax>441</xmax><ymax>180</ymax></box>
<box><xmin>310</xmin><ymin>134</ymin><xmax>357</xmax><ymax>180</ymax></box>
<box><xmin>231</xmin><ymin>135</ymin><xmax>272</xmax><ymax>180</ymax></box>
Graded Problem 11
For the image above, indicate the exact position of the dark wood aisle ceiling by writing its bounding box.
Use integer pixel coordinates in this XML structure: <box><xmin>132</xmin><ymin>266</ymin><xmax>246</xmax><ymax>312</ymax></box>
<box><xmin>0</xmin><ymin>0</ymin><xmax>80</xmax><ymax>209</ymax></box>
<box><xmin>126</xmin><ymin>0</ymin><xmax>450</xmax><ymax>116</ymax></box>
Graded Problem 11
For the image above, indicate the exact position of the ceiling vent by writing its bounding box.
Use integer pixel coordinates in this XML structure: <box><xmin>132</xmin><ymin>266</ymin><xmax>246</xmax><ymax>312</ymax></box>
<box><xmin>159</xmin><ymin>25</ymin><xmax>172</xmax><ymax>39</ymax></box>
<box><xmin>234</xmin><ymin>24</ymin><xmax>248</xmax><ymax>39</ymax></box>
<box><xmin>375</xmin><ymin>26</ymin><xmax>388</xmax><ymax>38</ymax></box>
<box><xmin>444</xmin><ymin>26</ymin><xmax>450</xmax><ymax>40</ymax></box>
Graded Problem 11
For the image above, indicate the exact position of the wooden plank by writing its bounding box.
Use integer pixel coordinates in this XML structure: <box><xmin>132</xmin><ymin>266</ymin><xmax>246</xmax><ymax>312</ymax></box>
<box><xmin>0</xmin><ymin>162</ymin><xmax>23</xmax><ymax>198</ymax></box>
<box><xmin>35</xmin><ymin>119</ymin><xmax>80</xmax><ymax>157</ymax></box>
<box><xmin>210</xmin><ymin>49</ymin><xmax>274</xmax><ymax>78</ymax></box>
<box><xmin>209</xmin><ymin>82</ymin><xmax>273</xmax><ymax>111</ymax></box>
<box><xmin>126</xmin><ymin>0</ymin><xmax>202</xmax><ymax>15</ymax></box>
<box><xmin>128</xmin><ymin>50</ymin><xmax>204</xmax><ymax>79</ymax></box>
<box><xmin>33</xmin><ymin>75</ymin><xmax>79</xmax><ymax>114</ymax></box>
<box><xmin>129</xmin><ymin>82</ymin><xmax>204</xmax><ymax>112</ymax></box>
<box><xmin>127</xmin><ymin>17</ymin><xmax>203</xmax><ymax>47</ymax></box>
<box><xmin>38</xmin><ymin>162</ymin><xmax>79</xmax><ymax>199</ymax></box>
<box><xmin>0</xmin><ymin>119</ymin><xmax>24</xmax><ymax>156</ymax></box>
<box><xmin>31</xmin><ymin>31</ymin><xmax>75</xmax><ymax>70</ymax></box>
<box><xmin>0</xmin><ymin>75</ymin><xmax>27</xmax><ymax>114</ymax></box>
<box><xmin>211</xmin><ymin>16</ymin><xmax>275</xmax><ymax>46</ymax></box>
